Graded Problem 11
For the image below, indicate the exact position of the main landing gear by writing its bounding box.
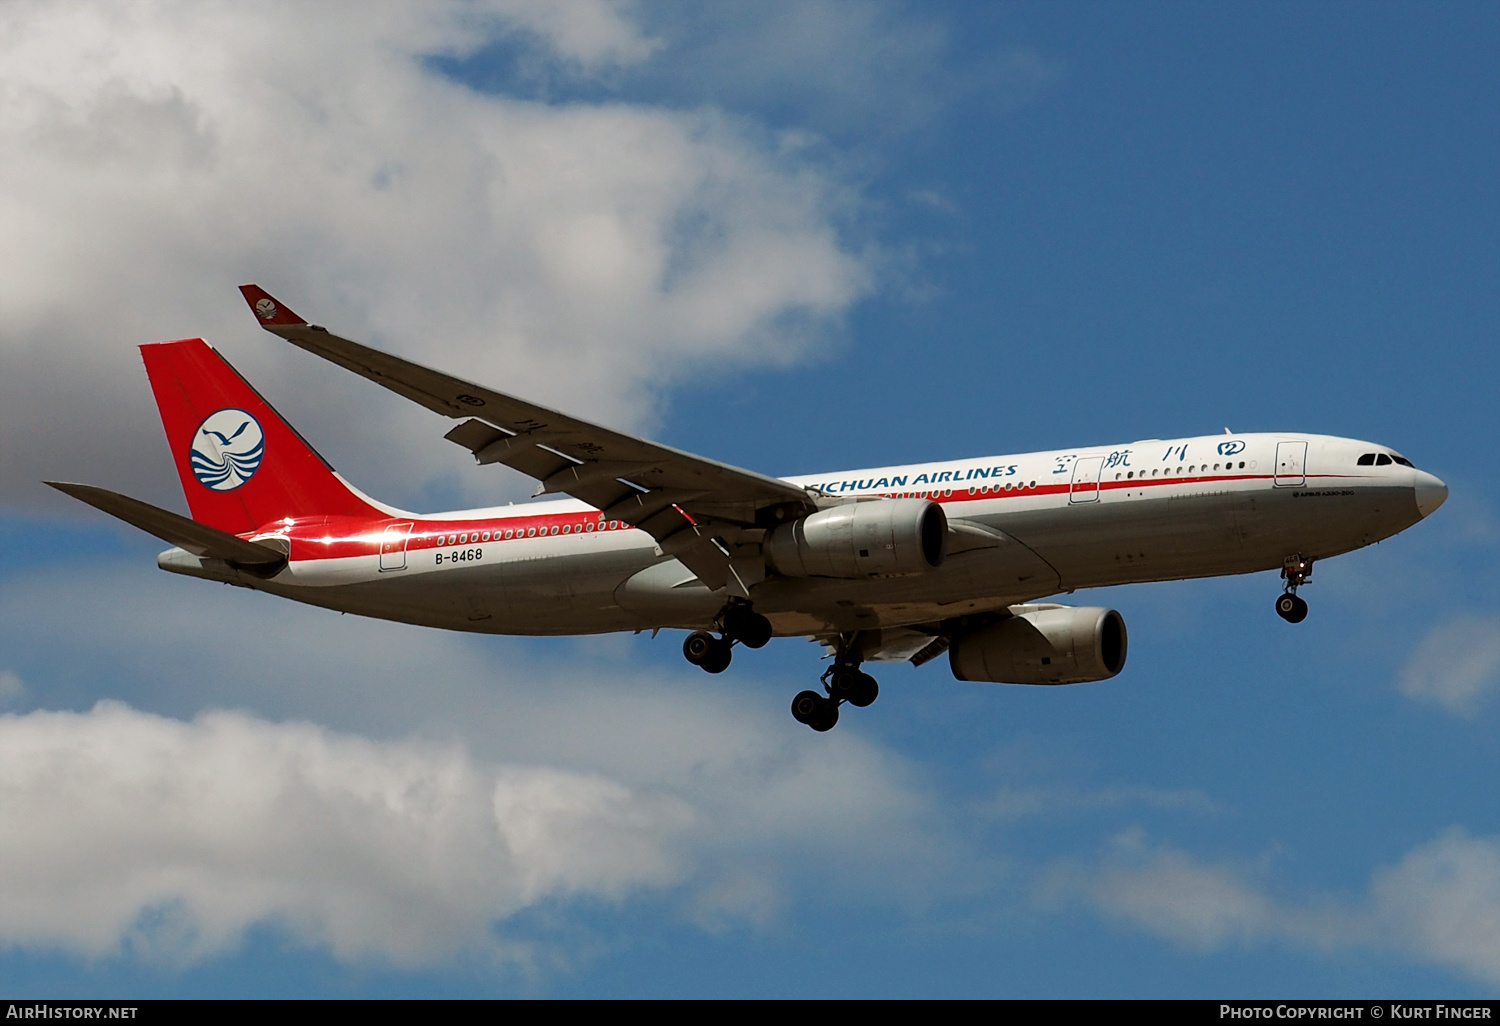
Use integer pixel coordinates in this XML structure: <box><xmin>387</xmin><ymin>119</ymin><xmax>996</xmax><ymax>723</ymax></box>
<box><xmin>1276</xmin><ymin>554</ymin><xmax>1313</xmax><ymax>624</ymax></box>
<box><xmin>682</xmin><ymin>601</ymin><xmax>773</xmax><ymax>675</ymax></box>
<box><xmin>681</xmin><ymin>612</ymin><xmax>880</xmax><ymax>734</ymax></box>
<box><xmin>790</xmin><ymin>639</ymin><xmax>879</xmax><ymax>733</ymax></box>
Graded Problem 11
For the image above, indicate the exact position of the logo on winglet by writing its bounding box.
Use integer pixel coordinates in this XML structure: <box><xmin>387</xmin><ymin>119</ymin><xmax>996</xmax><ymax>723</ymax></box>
<box><xmin>254</xmin><ymin>298</ymin><xmax>277</xmax><ymax>320</ymax></box>
<box><xmin>190</xmin><ymin>409</ymin><xmax>265</xmax><ymax>491</ymax></box>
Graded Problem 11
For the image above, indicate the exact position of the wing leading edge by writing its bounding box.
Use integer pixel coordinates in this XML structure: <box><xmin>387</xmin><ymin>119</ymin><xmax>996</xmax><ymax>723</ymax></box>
<box><xmin>237</xmin><ymin>285</ymin><xmax>817</xmax><ymax>589</ymax></box>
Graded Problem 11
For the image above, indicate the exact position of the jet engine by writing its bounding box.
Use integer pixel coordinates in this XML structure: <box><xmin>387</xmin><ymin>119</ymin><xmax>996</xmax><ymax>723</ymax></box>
<box><xmin>764</xmin><ymin>498</ymin><xmax>947</xmax><ymax>578</ymax></box>
<box><xmin>949</xmin><ymin>605</ymin><xmax>1127</xmax><ymax>685</ymax></box>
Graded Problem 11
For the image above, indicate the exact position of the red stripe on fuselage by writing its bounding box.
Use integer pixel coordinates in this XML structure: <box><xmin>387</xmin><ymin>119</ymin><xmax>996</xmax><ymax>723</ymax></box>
<box><xmin>263</xmin><ymin>511</ymin><xmax>638</xmax><ymax>563</ymax></box>
<box><xmin>257</xmin><ymin>472</ymin><xmax>1373</xmax><ymax>563</ymax></box>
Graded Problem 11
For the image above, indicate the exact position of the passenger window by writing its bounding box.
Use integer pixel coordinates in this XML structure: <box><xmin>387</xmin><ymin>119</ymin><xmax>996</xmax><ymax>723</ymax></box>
<box><xmin>1376</xmin><ymin>454</ymin><xmax>1392</xmax><ymax>466</ymax></box>
<box><xmin>504</xmin><ymin>529</ymin><xmax>514</xmax><ymax>539</ymax></box>
<box><xmin>527</xmin><ymin>527</ymin><xmax>536</xmax><ymax>538</ymax></box>
<box><xmin>1357</xmin><ymin>453</ymin><xmax>1376</xmax><ymax>466</ymax></box>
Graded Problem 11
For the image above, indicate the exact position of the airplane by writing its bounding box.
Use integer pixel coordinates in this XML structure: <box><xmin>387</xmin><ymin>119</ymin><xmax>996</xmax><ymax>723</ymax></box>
<box><xmin>49</xmin><ymin>285</ymin><xmax>1449</xmax><ymax>732</ymax></box>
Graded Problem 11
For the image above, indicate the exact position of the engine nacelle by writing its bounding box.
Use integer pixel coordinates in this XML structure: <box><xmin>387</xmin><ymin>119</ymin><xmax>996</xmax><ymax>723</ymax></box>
<box><xmin>765</xmin><ymin>498</ymin><xmax>947</xmax><ymax>579</ymax></box>
<box><xmin>949</xmin><ymin>606</ymin><xmax>1127</xmax><ymax>685</ymax></box>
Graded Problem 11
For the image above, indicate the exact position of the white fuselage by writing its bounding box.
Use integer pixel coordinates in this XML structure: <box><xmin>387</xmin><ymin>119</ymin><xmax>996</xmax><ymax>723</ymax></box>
<box><xmin>160</xmin><ymin>432</ymin><xmax>1444</xmax><ymax>638</ymax></box>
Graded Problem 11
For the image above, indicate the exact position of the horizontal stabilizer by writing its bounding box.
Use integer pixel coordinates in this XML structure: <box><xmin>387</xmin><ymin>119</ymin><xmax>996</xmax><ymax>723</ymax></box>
<box><xmin>46</xmin><ymin>482</ymin><xmax>287</xmax><ymax>567</ymax></box>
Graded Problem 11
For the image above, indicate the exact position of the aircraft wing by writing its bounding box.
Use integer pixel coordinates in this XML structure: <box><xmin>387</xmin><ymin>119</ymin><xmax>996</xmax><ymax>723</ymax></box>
<box><xmin>238</xmin><ymin>285</ymin><xmax>817</xmax><ymax>588</ymax></box>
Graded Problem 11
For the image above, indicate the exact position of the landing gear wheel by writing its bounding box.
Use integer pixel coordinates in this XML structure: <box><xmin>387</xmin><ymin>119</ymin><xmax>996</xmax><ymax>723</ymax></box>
<box><xmin>827</xmin><ymin>666</ymin><xmax>879</xmax><ymax>707</ymax></box>
<box><xmin>701</xmin><ymin>636</ymin><xmax>733</xmax><ymax>674</ymax></box>
<box><xmin>826</xmin><ymin>666</ymin><xmax>858</xmax><ymax>700</ymax></box>
<box><xmin>1276</xmin><ymin>593</ymin><xmax>1308</xmax><ymax>624</ymax></box>
<box><xmin>847</xmin><ymin>673</ymin><xmax>879</xmax><ymax>708</ymax></box>
<box><xmin>683</xmin><ymin>630</ymin><xmax>716</xmax><ymax>666</ymax></box>
<box><xmin>791</xmin><ymin>690</ymin><xmax>839</xmax><ymax>731</ymax></box>
<box><xmin>724</xmin><ymin>606</ymin><xmax>773</xmax><ymax>649</ymax></box>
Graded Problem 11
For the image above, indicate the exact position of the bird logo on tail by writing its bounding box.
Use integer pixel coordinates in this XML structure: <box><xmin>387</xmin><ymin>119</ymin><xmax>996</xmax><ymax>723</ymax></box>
<box><xmin>189</xmin><ymin>409</ymin><xmax>265</xmax><ymax>491</ymax></box>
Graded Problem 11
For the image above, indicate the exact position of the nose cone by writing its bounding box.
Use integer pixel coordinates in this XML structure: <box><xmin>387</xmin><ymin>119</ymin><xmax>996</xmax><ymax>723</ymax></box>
<box><xmin>1414</xmin><ymin>470</ymin><xmax>1448</xmax><ymax>518</ymax></box>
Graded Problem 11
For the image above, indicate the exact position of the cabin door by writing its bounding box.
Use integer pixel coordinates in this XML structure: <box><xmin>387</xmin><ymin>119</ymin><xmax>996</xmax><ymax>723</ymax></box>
<box><xmin>1274</xmin><ymin>441</ymin><xmax>1307</xmax><ymax>487</ymax></box>
<box><xmin>379</xmin><ymin>522</ymin><xmax>414</xmax><ymax>571</ymax></box>
<box><xmin>1069</xmin><ymin>456</ymin><xmax>1104</xmax><ymax>504</ymax></box>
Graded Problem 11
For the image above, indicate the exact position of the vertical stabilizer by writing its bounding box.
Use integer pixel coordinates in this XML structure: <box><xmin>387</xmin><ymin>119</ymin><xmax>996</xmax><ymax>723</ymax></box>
<box><xmin>140</xmin><ymin>338</ymin><xmax>380</xmax><ymax>534</ymax></box>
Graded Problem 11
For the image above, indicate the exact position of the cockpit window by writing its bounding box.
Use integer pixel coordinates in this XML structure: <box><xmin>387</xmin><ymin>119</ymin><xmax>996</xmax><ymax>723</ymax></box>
<box><xmin>1358</xmin><ymin>451</ymin><xmax>1416</xmax><ymax>468</ymax></box>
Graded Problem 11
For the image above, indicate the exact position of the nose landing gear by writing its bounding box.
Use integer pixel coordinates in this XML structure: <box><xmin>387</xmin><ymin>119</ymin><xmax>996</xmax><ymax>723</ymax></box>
<box><xmin>1276</xmin><ymin>555</ymin><xmax>1313</xmax><ymax>623</ymax></box>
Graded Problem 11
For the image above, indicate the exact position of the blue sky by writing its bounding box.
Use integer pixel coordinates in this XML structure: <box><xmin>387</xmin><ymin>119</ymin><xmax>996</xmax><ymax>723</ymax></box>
<box><xmin>1</xmin><ymin>0</ymin><xmax>1497</xmax><ymax>998</ymax></box>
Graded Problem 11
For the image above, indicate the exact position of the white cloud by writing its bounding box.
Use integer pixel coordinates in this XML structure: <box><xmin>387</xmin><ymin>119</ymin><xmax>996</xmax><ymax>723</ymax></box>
<box><xmin>0</xmin><ymin>695</ymin><xmax>944</xmax><ymax>967</ymax></box>
<box><xmin>618</xmin><ymin>3</ymin><xmax>1064</xmax><ymax>141</ymax></box>
<box><xmin>0</xmin><ymin>0</ymin><xmax>870</xmax><ymax>512</ymax></box>
<box><xmin>637</xmin><ymin>1</ymin><xmax>955</xmax><ymax>136</ymax></box>
<box><xmin>0</xmin><ymin>564</ymin><xmax>953</xmax><ymax>966</ymax></box>
<box><xmin>485</xmin><ymin>0</ymin><xmax>662</xmax><ymax>72</ymax></box>
<box><xmin>1399</xmin><ymin>614</ymin><xmax>1500</xmax><ymax>716</ymax></box>
<box><xmin>1372</xmin><ymin>828</ymin><xmax>1500</xmax><ymax>986</ymax></box>
<box><xmin>0</xmin><ymin>701</ymin><xmax>690</xmax><ymax>964</ymax></box>
<box><xmin>1055</xmin><ymin>827</ymin><xmax>1500</xmax><ymax>986</ymax></box>
<box><xmin>1052</xmin><ymin>828</ymin><xmax>1279</xmax><ymax>950</ymax></box>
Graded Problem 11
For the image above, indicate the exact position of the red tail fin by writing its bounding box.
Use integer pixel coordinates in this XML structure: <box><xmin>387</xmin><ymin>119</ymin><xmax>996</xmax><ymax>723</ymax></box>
<box><xmin>140</xmin><ymin>338</ymin><xmax>380</xmax><ymax>534</ymax></box>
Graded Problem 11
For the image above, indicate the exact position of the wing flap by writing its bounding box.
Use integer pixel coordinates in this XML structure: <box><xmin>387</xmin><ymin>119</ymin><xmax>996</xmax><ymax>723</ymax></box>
<box><xmin>47</xmin><ymin>482</ymin><xmax>287</xmax><ymax>567</ymax></box>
